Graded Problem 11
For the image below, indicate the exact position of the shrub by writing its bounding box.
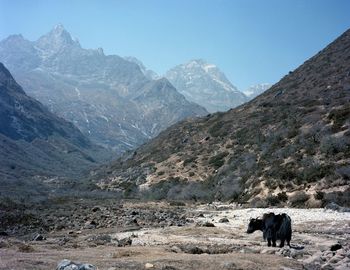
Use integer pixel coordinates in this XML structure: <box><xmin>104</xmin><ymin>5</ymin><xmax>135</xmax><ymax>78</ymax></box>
<box><xmin>328</xmin><ymin>106</ymin><xmax>350</xmax><ymax>130</ymax></box>
<box><xmin>298</xmin><ymin>164</ymin><xmax>333</xmax><ymax>183</ymax></box>
<box><xmin>183</xmin><ymin>156</ymin><xmax>197</xmax><ymax>167</ymax></box>
<box><xmin>289</xmin><ymin>191</ymin><xmax>309</xmax><ymax>206</ymax></box>
<box><xmin>314</xmin><ymin>191</ymin><xmax>324</xmax><ymax>200</ymax></box>
<box><xmin>18</xmin><ymin>243</ymin><xmax>35</xmax><ymax>253</ymax></box>
<box><xmin>335</xmin><ymin>166</ymin><xmax>350</xmax><ymax>180</ymax></box>
<box><xmin>266</xmin><ymin>195</ymin><xmax>280</xmax><ymax>206</ymax></box>
<box><xmin>120</xmin><ymin>181</ymin><xmax>138</xmax><ymax>197</ymax></box>
<box><xmin>277</xmin><ymin>192</ymin><xmax>288</xmax><ymax>202</ymax></box>
<box><xmin>249</xmin><ymin>197</ymin><xmax>268</xmax><ymax>208</ymax></box>
<box><xmin>209</xmin><ymin>152</ymin><xmax>229</xmax><ymax>169</ymax></box>
<box><xmin>320</xmin><ymin>136</ymin><xmax>349</xmax><ymax>156</ymax></box>
<box><xmin>208</xmin><ymin>121</ymin><xmax>229</xmax><ymax>137</ymax></box>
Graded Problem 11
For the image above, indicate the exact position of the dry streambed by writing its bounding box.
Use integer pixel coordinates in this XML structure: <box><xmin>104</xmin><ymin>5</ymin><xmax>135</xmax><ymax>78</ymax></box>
<box><xmin>0</xmin><ymin>203</ymin><xmax>349</xmax><ymax>270</ymax></box>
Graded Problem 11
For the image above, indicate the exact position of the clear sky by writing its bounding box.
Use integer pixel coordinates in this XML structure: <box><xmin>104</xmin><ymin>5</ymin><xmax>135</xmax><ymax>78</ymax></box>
<box><xmin>1</xmin><ymin>0</ymin><xmax>350</xmax><ymax>90</ymax></box>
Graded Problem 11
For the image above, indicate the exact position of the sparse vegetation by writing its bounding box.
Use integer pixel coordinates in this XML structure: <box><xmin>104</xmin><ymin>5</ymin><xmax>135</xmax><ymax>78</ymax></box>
<box><xmin>209</xmin><ymin>152</ymin><xmax>229</xmax><ymax>169</ymax></box>
<box><xmin>85</xmin><ymin>27</ymin><xmax>350</xmax><ymax>207</ymax></box>
<box><xmin>328</xmin><ymin>105</ymin><xmax>350</xmax><ymax>130</ymax></box>
<box><xmin>289</xmin><ymin>191</ymin><xmax>310</xmax><ymax>207</ymax></box>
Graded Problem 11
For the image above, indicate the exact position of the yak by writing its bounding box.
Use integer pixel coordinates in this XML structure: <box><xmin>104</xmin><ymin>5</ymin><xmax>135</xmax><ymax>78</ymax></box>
<box><xmin>246</xmin><ymin>212</ymin><xmax>292</xmax><ymax>248</ymax></box>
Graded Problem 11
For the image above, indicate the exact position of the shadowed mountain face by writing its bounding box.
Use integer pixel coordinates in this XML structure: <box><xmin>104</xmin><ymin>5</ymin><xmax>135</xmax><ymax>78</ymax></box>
<box><xmin>0</xmin><ymin>25</ymin><xmax>207</xmax><ymax>153</ymax></box>
<box><xmin>166</xmin><ymin>59</ymin><xmax>247</xmax><ymax>113</ymax></box>
<box><xmin>0</xmin><ymin>62</ymin><xmax>112</xmax><ymax>196</ymax></box>
<box><xmin>91</xmin><ymin>29</ymin><xmax>350</xmax><ymax>206</ymax></box>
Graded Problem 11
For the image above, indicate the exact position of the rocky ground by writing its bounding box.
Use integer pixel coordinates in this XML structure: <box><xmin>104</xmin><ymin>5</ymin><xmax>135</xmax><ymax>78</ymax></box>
<box><xmin>0</xmin><ymin>199</ymin><xmax>350</xmax><ymax>270</ymax></box>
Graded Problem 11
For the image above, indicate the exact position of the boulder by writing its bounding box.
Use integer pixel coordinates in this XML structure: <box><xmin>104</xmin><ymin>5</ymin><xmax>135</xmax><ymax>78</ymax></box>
<box><xmin>56</xmin><ymin>259</ymin><xmax>96</xmax><ymax>270</ymax></box>
<box><xmin>330</xmin><ymin>243</ymin><xmax>342</xmax><ymax>251</ymax></box>
<box><xmin>219</xmin><ymin>217</ymin><xmax>229</xmax><ymax>223</ymax></box>
<box><xmin>32</xmin><ymin>233</ymin><xmax>46</xmax><ymax>241</ymax></box>
<box><xmin>117</xmin><ymin>237</ymin><xmax>132</xmax><ymax>247</ymax></box>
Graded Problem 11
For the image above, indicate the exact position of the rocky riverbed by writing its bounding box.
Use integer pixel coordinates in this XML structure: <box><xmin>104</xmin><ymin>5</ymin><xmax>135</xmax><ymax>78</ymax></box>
<box><xmin>0</xmin><ymin>199</ymin><xmax>349</xmax><ymax>269</ymax></box>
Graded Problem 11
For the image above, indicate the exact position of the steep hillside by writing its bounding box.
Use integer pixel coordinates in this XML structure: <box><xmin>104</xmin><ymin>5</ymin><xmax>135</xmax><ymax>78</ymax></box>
<box><xmin>166</xmin><ymin>59</ymin><xmax>247</xmax><ymax>113</ymax></box>
<box><xmin>0</xmin><ymin>63</ymin><xmax>111</xmax><ymax>196</ymax></box>
<box><xmin>0</xmin><ymin>25</ymin><xmax>207</xmax><ymax>152</ymax></box>
<box><xmin>91</xmin><ymin>29</ymin><xmax>350</xmax><ymax>206</ymax></box>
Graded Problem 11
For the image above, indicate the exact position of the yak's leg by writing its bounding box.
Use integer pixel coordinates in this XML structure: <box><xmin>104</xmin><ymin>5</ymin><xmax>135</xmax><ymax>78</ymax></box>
<box><xmin>267</xmin><ymin>238</ymin><xmax>272</xmax><ymax>247</ymax></box>
<box><xmin>279</xmin><ymin>238</ymin><xmax>285</xmax><ymax>248</ymax></box>
<box><xmin>272</xmin><ymin>234</ymin><xmax>277</xmax><ymax>247</ymax></box>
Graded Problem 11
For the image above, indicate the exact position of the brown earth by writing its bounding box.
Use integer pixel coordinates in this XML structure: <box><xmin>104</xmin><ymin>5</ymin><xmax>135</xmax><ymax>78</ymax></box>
<box><xmin>1</xmin><ymin>201</ymin><xmax>349</xmax><ymax>270</ymax></box>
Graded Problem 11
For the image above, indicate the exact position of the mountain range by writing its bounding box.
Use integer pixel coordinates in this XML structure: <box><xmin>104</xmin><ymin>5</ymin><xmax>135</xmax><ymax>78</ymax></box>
<box><xmin>121</xmin><ymin>57</ymin><xmax>271</xmax><ymax>112</ymax></box>
<box><xmin>0</xmin><ymin>25</ymin><xmax>207</xmax><ymax>153</ymax></box>
<box><xmin>90</xmin><ymin>29</ymin><xmax>350</xmax><ymax>206</ymax></box>
<box><xmin>0</xmin><ymin>62</ymin><xmax>112</xmax><ymax>197</ymax></box>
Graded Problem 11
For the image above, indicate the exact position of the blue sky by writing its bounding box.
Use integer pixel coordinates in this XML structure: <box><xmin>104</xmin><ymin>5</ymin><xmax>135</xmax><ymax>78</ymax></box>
<box><xmin>1</xmin><ymin>0</ymin><xmax>350</xmax><ymax>90</ymax></box>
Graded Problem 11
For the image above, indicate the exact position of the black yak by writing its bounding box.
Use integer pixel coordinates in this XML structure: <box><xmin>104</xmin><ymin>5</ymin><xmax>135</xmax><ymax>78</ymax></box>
<box><xmin>246</xmin><ymin>212</ymin><xmax>292</xmax><ymax>248</ymax></box>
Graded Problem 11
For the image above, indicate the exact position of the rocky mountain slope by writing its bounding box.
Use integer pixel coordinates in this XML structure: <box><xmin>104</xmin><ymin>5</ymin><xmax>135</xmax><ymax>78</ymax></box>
<box><xmin>0</xmin><ymin>25</ymin><xmax>207</xmax><ymax>152</ymax></box>
<box><xmin>91</xmin><ymin>29</ymin><xmax>350</xmax><ymax>206</ymax></box>
<box><xmin>243</xmin><ymin>83</ymin><xmax>272</xmax><ymax>100</ymax></box>
<box><xmin>124</xmin><ymin>56</ymin><xmax>159</xmax><ymax>80</ymax></box>
<box><xmin>166</xmin><ymin>59</ymin><xmax>247</xmax><ymax>113</ymax></box>
<box><xmin>0</xmin><ymin>62</ymin><xmax>111</xmax><ymax>197</ymax></box>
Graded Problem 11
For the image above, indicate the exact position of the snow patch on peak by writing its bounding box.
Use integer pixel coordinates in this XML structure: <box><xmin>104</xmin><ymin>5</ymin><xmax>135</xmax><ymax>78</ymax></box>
<box><xmin>53</xmin><ymin>24</ymin><xmax>65</xmax><ymax>32</ymax></box>
<box><xmin>203</xmin><ymin>64</ymin><xmax>216</xmax><ymax>73</ymax></box>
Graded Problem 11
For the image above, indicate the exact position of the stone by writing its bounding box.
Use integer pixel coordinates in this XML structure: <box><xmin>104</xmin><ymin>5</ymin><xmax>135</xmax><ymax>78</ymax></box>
<box><xmin>303</xmin><ymin>251</ymin><xmax>322</xmax><ymax>265</ymax></box>
<box><xmin>145</xmin><ymin>263</ymin><xmax>154</xmax><ymax>269</ymax></box>
<box><xmin>117</xmin><ymin>237</ymin><xmax>132</xmax><ymax>247</ymax></box>
<box><xmin>56</xmin><ymin>259</ymin><xmax>96</xmax><ymax>270</ymax></box>
<box><xmin>0</xmin><ymin>231</ymin><xmax>8</xmax><ymax>236</ymax></box>
<box><xmin>222</xmin><ymin>262</ymin><xmax>237</xmax><ymax>270</ymax></box>
<box><xmin>56</xmin><ymin>259</ymin><xmax>75</xmax><ymax>270</ymax></box>
<box><xmin>335</xmin><ymin>265</ymin><xmax>350</xmax><ymax>270</ymax></box>
<box><xmin>170</xmin><ymin>245</ymin><xmax>182</xmax><ymax>253</ymax></box>
<box><xmin>202</xmin><ymin>221</ymin><xmax>215</xmax><ymax>227</ymax></box>
<box><xmin>32</xmin><ymin>233</ymin><xmax>46</xmax><ymax>241</ymax></box>
<box><xmin>261</xmin><ymin>248</ymin><xmax>275</xmax><ymax>254</ymax></box>
<box><xmin>87</xmin><ymin>234</ymin><xmax>111</xmax><ymax>245</ymax></box>
<box><xmin>219</xmin><ymin>217</ymin><xmax>230</xmax><ymax>223</ymax></box>
<box><xmin>79</xmin><ymin>264</ymin><xmax>96</xmax><ymax>270</ymax></box>
<box><xmin>162</xmin><ymin>266</ymin><xmax>177</xmax><ymax>270</ymax></box>
<box><xmin>321</xmin><ymin>263</ymin><xmax>334</xmax><ymax>270</ymax></box>
<box><xmin>330</xmin><ymin>244</ymin><xmax>342</xmax><ymax>251</ymax></box>
<box><xmin>91</xmin><ymin>206</ymin><xmax>101</xmax><ymax>212</ymax></box>
<box><xmin>0</xmin><ymin>240</ymin><xmax>9</xmax><ymax>248</ymax></box>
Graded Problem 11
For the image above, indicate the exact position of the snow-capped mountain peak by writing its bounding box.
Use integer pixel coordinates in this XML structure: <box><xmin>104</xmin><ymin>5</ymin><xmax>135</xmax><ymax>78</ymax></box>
<box><xmin>35</xmin><ymin>24</ymin><xmax>80</xmax><ymax>54</ymax></box>
<box><xmin>243</xmin><ymin>83</ymin><xmax>272</xmax><ymax>100</ymax></box>
<box><xmin>166</xmin><ymin>59</ymin><xmax>247</xmax><ymax>112</ymax></box>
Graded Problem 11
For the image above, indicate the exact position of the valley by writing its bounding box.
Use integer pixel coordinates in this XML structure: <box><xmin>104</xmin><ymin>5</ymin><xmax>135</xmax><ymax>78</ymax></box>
<box><xmin>0</xmin><ymin>2</ymin><xmax>349</xmax><ymax>270</ymax></box>
<box><xmin>0</xmin><ymin>199</ymin><xmax>349</xmax><ymax>269</ymax></box>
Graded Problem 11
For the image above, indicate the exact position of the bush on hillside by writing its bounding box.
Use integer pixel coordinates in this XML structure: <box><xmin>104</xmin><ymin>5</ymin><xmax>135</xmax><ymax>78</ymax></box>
<box><xmin>209</xmin><ymin>152</ymin><xmax>229</xmax><ymax>169</ymax></box>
